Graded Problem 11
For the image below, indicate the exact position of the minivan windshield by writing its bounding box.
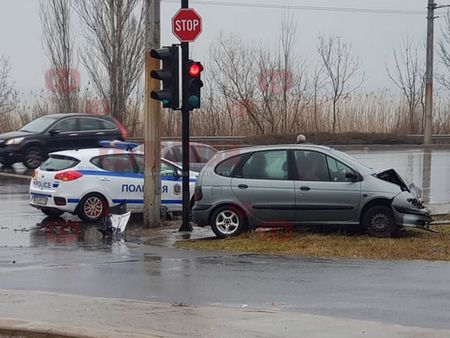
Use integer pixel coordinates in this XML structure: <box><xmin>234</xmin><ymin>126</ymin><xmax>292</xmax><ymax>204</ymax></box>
<box><xmin>20</xmin><ymin>115</ymin><xmax>59</xmax><ymax>133</ymax></box>
<box><xmin>330</xmin><ymin>149</ymin><xmax>375</xmax><ymax>175</ymax></box>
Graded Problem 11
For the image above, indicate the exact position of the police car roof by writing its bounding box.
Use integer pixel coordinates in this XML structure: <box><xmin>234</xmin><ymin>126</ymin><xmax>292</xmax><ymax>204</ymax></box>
<box><xmin>49</xmin><ymin>147</ymin><xmax>142</xmax><ymax>160</ymax></box>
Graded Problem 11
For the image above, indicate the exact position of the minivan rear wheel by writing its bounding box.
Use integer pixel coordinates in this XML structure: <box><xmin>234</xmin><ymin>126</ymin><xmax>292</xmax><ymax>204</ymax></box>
<box><xmin>363</xmin><ymin>205</ymin><xmax>399</xmax><ymax>238</ymax></box>
<box><xmin>211</xmin><ymin>205</ymin><xmax>247</xmax><ymax>238</ymax></box>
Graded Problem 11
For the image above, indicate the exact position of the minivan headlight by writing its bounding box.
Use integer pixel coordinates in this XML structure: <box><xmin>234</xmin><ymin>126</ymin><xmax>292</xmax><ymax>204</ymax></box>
<box><xmin>5</xmin><ymin>137</ymin><xmax>24</xmax><ymax>145</ymax></box>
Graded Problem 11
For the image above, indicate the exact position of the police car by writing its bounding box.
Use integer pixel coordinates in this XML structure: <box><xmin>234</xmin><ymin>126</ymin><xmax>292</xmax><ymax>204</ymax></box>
<box><xmin>29</xmin><ymin>141</ymin><xmax>197</xmax><ymax>222</ymax></box>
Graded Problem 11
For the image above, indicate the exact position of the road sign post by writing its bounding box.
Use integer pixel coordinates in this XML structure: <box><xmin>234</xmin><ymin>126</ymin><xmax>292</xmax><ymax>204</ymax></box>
<box><xmin>173</xmin><ymin>2</ymin><xmax>202</xmax><ymax>232</ymax></box>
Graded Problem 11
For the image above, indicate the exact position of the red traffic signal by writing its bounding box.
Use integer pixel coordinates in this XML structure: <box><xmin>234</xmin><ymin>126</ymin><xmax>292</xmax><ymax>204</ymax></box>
<box><xmin>188</xmin><ymin>62</ymin><xmax>203</xmax><ymax>78</ymax></box>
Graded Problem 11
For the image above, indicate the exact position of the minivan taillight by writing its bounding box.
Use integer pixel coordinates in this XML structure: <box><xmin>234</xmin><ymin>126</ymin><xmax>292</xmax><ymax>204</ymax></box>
<box><xmin>54</xmin><ymin>171</ymin><xmax>83</xmax><ymax>181</ymax></box>
<box><xmin>112</xmin><ymin>117</ymin><xmax>128</xmax><ymax>140</ymax></box>
<box><xmin>194</xmin><ymin>186</ymin><xmax>203</xmax><ymax>201</ymax></box>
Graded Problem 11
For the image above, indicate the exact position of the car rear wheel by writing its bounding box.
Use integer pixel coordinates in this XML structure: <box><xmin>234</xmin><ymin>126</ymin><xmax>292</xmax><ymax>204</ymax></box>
<box><xmin>41</xmin><ymin>207</ymin><xmax>65</xmax><ymax>218</ymax></box>
<box><xmin>23</xmin><ymin>146</ymin><xmax>43</xmax><ymax>169</ymax></box>
<box><xmin>78</xmin><ymin>193</ymin><xmax>107</xmax><ymax>223</ymax></box>
<box><xmin>211</xmin><ymin>205</ymin><xmax>247</xmax><ymax>238</ymax></box>
<box><xmin>363</xmin><ymin>205</ymin><xmax>399</xmax><ymax>238</ymax></box>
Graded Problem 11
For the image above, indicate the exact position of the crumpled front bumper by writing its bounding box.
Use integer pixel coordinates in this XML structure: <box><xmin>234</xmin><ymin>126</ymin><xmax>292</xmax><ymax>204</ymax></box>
<box><xmin>392</xmin><ymin>192</ymin><xmax>433</xmax><ymax>228</ymax></box>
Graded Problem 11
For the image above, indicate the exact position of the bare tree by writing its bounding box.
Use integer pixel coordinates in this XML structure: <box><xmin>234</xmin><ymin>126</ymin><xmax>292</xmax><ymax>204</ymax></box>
<box><xmin>75</xmin><ymin>0</ymin><xmax>145</xmax><ymax>123</ymax></box>
<box><xmin>40</xmin><ymin>0</ymin><xmax>78</xmax><ymax>113</ymax></box>
<box><xmin>311</xmin><ymin>64</ymin><xmax>326</xmax><ymax>132</ymax></box>
<box><xmin>386</xmin><ymin>37</ymin><xmax>425</xmax><ymax>133</ymax></box>
<box><xmin>317</xmin><ymin>36</ymin><xmax>364</xmax><ymax>132</ymax></box>
<box><xmin>0</xmin><ymin>56</ymin><xmax>17</xmax><ymax>115</ymax></box>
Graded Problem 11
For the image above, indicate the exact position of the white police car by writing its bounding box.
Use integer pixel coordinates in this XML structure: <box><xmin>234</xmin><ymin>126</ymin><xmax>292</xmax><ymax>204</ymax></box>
<box><xmin>29</xmin><ymin>141</ymin><xmax>197</xmax><ymax>222</ymax></box>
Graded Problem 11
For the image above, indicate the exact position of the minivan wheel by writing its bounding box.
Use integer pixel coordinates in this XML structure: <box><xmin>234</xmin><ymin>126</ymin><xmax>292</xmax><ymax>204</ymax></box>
<box><xmin>77</xmin><ymin>193</ymin><xmax>107</xmax><ymax>222</ymax></box>
<box><xmin>211</xmin><ymin>205</ymin><xmax>247</xmax><ymax>238</ymax></box>
<box><xmin>363</xmin><ymin>205</ymin><xmax>399</xmax><ymax>238</ymax></box>
<box><xmin>23</xmin><ymin>146</ymin><xmax>43</xmax><ymax>169</ymax></box>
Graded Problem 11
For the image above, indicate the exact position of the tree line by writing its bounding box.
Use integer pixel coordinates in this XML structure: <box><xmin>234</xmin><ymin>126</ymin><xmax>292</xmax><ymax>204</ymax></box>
<box><xmin>1</xmin><ymin>2</ymin><xmax>450</xmax><ymax>137</ymax></box>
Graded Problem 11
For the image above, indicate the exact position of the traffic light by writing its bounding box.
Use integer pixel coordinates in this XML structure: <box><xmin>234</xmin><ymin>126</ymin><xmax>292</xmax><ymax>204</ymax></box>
<box><xmin>185</xmin><ymin>60</ymin><xmax>203</xmax><ymax>109</ymax></box>
<box><xmin>150</xmin><ymin>45</ymin><xmax>179</xmax><ymax>109</ymax></box>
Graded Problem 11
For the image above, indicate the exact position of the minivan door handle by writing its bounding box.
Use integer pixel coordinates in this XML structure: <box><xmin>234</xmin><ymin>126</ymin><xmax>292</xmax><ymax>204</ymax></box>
<box><xmin>238</xmin><ymin>184</ymin><xmax>248</xmax><ymax>189</ymax></box>
<box><xmin>300</xmin><ymin>186</ymin><xmax>311</xmax><ymax>191</ymax></box>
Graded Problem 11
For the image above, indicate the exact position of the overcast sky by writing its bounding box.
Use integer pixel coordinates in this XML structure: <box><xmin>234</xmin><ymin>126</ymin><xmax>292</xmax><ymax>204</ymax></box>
<box><xmin>0</xmin><ymin>0</ymin><xmax>443</xmax><ymax>95</ymax></box>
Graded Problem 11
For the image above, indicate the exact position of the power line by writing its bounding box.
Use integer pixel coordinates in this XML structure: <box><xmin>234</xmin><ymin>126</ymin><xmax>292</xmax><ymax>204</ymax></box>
<box><xmin>161</xmin><ymin>0</ymin><xmax>428</xmax><ymax>16</ymax></box>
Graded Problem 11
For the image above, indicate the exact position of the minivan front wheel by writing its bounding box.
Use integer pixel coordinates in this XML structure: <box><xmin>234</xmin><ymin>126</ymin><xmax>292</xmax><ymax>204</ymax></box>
<box><xmin>363</xmin><ymin>205</ymin><xmax>399</xmax><ymax>238</ymax></box>
<box><xmin>211</xmin><ymin>205</ymin><xmax>247</xmax><ymax>238</ymax></box>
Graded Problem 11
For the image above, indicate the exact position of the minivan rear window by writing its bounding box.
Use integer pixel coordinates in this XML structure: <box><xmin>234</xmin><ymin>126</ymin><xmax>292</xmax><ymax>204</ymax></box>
<box><xmin>215</xmin><ymin>155</ymin><xmax>242</xmax><ymax>177</ymax></box>
<box><xmin>40</xmin><ymin>155</ymin><xmax>80</xmax><ymax>171</ymax></box>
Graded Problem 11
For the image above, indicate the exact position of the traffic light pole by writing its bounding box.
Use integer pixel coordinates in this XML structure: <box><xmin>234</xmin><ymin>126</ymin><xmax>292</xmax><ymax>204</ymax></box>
<box><xmin>179</xmin><ymin>0</ymin><xmax>193</xmax><ymax>232</ymax></box>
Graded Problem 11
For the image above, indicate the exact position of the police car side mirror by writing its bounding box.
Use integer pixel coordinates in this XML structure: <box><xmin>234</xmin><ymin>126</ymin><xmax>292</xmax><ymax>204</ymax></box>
<box><xmin>174</xmin><ymin>169</ymin><xmax>182</xmax><ymax>178</ymax></box>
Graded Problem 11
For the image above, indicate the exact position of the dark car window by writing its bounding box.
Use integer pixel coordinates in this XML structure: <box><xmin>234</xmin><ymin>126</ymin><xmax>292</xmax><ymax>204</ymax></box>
<box><xmin>327</xmin><ymin>156</ymin><xmax>355</xmax><ymax>182</ymax></box>
<box><xmin>51</xmin><ymin>118</ymin><xmax>78</xmax><ymax>133</ymax></box>
<box><xmin>295</xmin><ymin>150</ymin><xmax>330</xmax><ymax>182</ymax></box>
<box><xmin>40</xmin><ymin>155</ymin><xmax>80</xmax><ymax>171</ymax></box>
<box><xmin>215</xmin><ymin>155</ymin><xmax>243</xmax><ymax>177</ymax></box>
<box><xmin>100</xmin><ymin>119</ymin><xmax>117</xmax><ymax>130</ymax></box>
<box><xmin>79</xmin><ymin>117</ymin><xmax>104</xmax><ymax>131</ymax></box>
<box><xmin>195</xmin><ymin>145</ymin><xmax>217</xmax><ymax>163</ymax></box>
<box><xmin>91</xmin><ymin>154</ymin><xmax>134</xmax><ymax>173</ymax></box>
<box><xmin>20</xmin><ymin>115</ymin><xmax>59</xmax><ymax>133</ymax></box>
<box><xmin>241</xmin><ymin>150</ymin><xmax>288</xmax><ymax>180</ymax></box>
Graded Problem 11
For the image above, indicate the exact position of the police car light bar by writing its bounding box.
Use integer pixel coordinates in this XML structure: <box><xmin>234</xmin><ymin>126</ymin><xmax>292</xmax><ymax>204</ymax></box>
<box><xmin>100</xmin><ymin>140</ymin><xmax>139</xmax><ymax>151</ymax></box>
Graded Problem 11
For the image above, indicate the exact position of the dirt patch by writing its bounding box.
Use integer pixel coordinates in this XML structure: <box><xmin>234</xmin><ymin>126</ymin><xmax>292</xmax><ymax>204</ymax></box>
<box><xmin>242</xmin><ymin>133</ymin><xmax>421</xmax><ymax>146</ymax></box>
<box><xmin>176</xmin><ymin>225</ymin><xmax>450</xmax><ymax>261</ymax></box>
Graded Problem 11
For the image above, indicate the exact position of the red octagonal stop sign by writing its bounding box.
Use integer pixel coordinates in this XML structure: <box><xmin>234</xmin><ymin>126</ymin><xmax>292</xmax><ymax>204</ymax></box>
<box><xmin>172</xmin><ymin>8</ymin><xmax>202</xmax><ymax>43</ymax></box>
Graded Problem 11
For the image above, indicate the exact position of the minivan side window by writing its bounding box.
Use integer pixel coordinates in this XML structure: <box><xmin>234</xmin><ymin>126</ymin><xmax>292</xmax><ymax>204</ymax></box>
<box><xmin>215</xmin><ymin>155</ymin><xmax>242</xmax><ymax>177</ymax></box>
<box><xmin>241</xmin><ymin>150</ymin><xmax>288</xmax><ymax>180</ymax></box>
<box><xmin>326</xmin><ymin>156</ymin><xmax>355</xmax><ymax>182</ymax></box>
<box><xmin>295</xmin><ymin>150</ymin><xmax>330</xmax><ymax>182</ymax></box>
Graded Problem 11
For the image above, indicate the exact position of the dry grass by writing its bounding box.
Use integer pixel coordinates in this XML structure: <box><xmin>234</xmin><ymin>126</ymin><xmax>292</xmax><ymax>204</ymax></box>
<box><xmin>177</xmin><ymin>225</ymin><xmax>450</xmax><ymax>261</ymax></box>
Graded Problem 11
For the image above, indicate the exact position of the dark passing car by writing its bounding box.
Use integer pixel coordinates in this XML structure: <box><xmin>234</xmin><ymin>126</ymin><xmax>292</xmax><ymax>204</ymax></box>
<box><xmin>0</xmin><ymin>113</ymin><xmax>127</xmax><ymax>169</ymax></box>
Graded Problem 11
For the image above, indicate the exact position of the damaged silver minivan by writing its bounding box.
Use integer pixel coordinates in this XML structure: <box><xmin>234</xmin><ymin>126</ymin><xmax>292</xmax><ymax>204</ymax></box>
<box><xmin>192</xmin><ymin>145</ymin><xmax>432</xmax><ymax>238</ymax></box>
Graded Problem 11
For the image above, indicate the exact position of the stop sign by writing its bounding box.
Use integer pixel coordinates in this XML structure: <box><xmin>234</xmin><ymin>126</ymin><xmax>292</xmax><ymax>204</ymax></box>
<box><xmin>172</xmin><ymin>8</ymin><xmax>202</xmax><ymax>43</ymax></box>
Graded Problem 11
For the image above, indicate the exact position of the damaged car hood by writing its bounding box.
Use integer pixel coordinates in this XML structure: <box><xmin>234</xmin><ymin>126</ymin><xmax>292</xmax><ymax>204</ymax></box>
<box><xmin>376</xmin><ymin>169</ymin><xmax>410</xmax><ymax>192</ymax></box>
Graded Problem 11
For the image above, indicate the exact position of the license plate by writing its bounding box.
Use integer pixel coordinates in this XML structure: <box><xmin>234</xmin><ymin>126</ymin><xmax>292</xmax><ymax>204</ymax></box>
<box><xmin>33</xmin><ymin>196</ymin><xmax>48</xmax><ymax>205</ymax></box>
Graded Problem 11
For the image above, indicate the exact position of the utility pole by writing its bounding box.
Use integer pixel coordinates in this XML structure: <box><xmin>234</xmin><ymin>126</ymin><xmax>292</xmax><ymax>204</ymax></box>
<box><xmin>143</xmin><ymin>0</ymin><xmax>162</xmax><ymax>228</ymax></box>
<box><xmin>424</xmin><ymin>0</ymin><xmax>436</xmax><ymax>146</ymax></box>
<box><xmin>424</xmin><ymin>1</ymin><xmax>450</xmax><ymax>145</ymax></box>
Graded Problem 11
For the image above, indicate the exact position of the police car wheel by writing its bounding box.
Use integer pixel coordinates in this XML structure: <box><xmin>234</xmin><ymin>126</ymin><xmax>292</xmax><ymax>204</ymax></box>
<box><xmin>78</xmin><ymin>193</ymin><xmax>107</xmax><ymax>222</ymax></box>
<box><xmin>41</xmin><ymin>207</ymin><xmax>65</xmax><ymax>218</ymax></box>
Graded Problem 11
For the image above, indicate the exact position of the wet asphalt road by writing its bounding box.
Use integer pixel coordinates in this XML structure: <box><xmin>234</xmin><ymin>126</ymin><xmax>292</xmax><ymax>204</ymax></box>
<box><xmin>1</xmin><ymin>173</ymin><xmax>450</xmax><ymax>330</ymax></box>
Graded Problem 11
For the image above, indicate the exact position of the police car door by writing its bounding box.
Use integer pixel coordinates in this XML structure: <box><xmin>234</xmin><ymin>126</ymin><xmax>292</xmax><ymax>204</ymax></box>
<box><xmin>133</xmin><ymin>155</ymin><xmax>181</xmax><ymax>212</ymax></box>
<box><xmin>92</xmin><ymin>153</ymin><xmax>142</xmax><ymax>211</ymax></box>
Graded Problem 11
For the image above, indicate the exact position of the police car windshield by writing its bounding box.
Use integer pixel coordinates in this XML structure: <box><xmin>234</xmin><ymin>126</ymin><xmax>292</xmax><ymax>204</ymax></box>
<box><xmin>20</xmin><ymin>116</ymin><xmax>59</xmax><ymax>133</ymax></box>
<box><xmin>41</xmin><ymin>155</ymin><xmax>80</xmax><ymax>172</ymax></box>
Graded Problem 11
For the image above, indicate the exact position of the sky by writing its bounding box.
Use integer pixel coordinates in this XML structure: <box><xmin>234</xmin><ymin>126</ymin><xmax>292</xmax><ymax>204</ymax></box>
<box><xmin>0</xmin><ymin>0</ymin><xmax>444</xmax><ymax>95</ymax></box>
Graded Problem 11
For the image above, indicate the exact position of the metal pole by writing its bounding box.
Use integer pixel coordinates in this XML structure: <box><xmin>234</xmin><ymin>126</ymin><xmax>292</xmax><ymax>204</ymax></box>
<box><xmin>424</xmin><ymin>0</ymin><xmax>436</xmax><ymax>146</ymax></box>
<box><xmin>143</xmin><ymin>0</ymin><xmax>162</xmax><ymax>228</ymax></box>
<box><xmin>179</xmin><ymin>0</ymin><xmax>193</xmax><ymax>232</ymax></box>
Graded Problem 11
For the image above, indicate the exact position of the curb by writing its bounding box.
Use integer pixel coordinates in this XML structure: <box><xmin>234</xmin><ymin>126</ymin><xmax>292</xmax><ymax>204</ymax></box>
<box><xmin>0</xmin><ymin>172</ymin><xmax>30</xmax><ymax>180</ymax></box>
<box><xmin>0</xmin><ymin>318</ymin><xmax>157</xmax><ymax>338</ymax></box>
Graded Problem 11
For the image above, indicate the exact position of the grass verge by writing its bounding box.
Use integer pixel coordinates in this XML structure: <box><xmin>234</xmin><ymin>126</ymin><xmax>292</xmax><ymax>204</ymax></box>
<box><xmin>176</xmin><ymin>225</ymin><xmax>450</xmax><ymax>261</ymax></box>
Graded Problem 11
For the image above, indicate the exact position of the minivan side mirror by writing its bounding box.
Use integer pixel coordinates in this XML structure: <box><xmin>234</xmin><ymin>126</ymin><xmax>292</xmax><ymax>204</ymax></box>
<box><xmin>49</xmin><ymin>129</ymin><xmax>61</xmax><ymax>136</ymax></box>
<box><xmin>345</xmin><ymin>171</ymin><xmax>361</xmax><ymax>182</ymax></box>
